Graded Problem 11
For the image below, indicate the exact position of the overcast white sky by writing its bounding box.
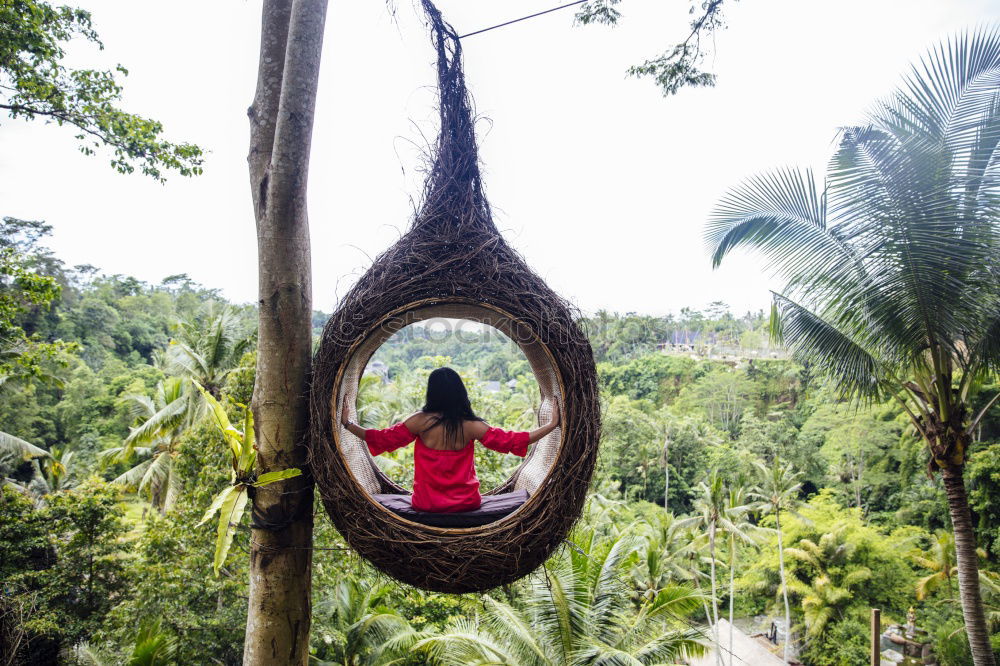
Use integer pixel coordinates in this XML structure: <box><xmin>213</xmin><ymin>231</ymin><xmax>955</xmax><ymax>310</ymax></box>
<box><xmin>2</xmin><ymin>0</ymin><xmax>998</xmax><ymax>317</ymax></box>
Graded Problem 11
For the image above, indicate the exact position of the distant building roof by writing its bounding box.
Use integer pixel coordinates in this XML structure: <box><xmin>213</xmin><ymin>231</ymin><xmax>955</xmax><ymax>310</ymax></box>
<box><xmin>363</xmin><ymin>360</ymin><xmax>389</xmax><ymax>378</ymax></box>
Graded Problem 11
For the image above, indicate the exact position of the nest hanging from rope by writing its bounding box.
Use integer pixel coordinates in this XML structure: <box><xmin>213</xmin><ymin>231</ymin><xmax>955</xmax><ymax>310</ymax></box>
<box><xmin>308</xmin><ymin>0</ymin><xmax>600</xmax><ymax>594</ymax></box>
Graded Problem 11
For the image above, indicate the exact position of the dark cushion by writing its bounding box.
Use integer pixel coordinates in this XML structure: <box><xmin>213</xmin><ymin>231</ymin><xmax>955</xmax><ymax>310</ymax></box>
<box><xmin>372</xmin><ymin>490</ymin><xmax>529</xmax><ymax>528</ymax></box>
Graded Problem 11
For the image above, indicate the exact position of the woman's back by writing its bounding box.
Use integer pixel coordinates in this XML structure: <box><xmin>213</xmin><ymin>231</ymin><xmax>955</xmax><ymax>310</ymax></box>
<box><xmin>342</xmin><ymin>366</ymin><xmax>558</xmax><ymax>513</ymax></box>
<box><xmin>409</xmin><ymin>411</ymin><xmax>489</xmax><ymax>451</ymax></box>
<box><xmin>362</xmin><ymin>411</ymin><xmax>532</xmax><ymax>513</ymax></box>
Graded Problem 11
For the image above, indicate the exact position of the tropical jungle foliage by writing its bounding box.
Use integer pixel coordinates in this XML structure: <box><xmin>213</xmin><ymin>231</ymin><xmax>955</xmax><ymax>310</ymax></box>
<box><xmin>3</xmin><ymin>8</ymin><xmax>1000</xmax><ymax>666</ymax></box>
<box><xmin>2</xmin><ymin>216</ymin><xmax>998</xmax><ymax>664</ymax></box>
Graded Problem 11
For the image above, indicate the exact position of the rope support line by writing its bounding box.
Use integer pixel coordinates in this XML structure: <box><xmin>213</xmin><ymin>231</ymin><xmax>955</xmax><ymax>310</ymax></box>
<box><xmin>458</xmin><ymin>0</ymin><xmax>589</xmax><ymax>39</ymax></box>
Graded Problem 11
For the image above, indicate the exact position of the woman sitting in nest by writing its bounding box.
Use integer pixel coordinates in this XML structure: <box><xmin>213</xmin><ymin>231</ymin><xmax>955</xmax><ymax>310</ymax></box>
<box><xmin>341</xmin><ymin>366</ymin><xmax>559</xmax><ymax>513</ymax></box>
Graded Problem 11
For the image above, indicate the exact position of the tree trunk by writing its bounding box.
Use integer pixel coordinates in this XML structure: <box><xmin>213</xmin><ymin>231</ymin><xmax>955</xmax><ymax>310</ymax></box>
<box><xmin>709</xmin><ymin>523</ymin><xmax>723</xmax><ymax>666</ymax></box>
<box><xmin>244</xmin><ymin>0</ymin><xmax>329</xmax><ymax>663</ymax></box>
<box><xmin>942</xmin><ymin>464</ymin><xmax>996</xmax><ymax>666</ymax></box>
<box><xmin>664</xmin><ymin>436</ymin><xmax>670</xmax><ymax>512</ymax></box>
<box><xmin>729</xmin><ymin>536</ymin><xmax>736</xmax><ymax>666</ymax></box>
<box><xmin>694</xmin><ymin>575</ymin><xmax>716</xmax><ymax>652</ymax></box>
<box><xmin>776</xmin><ymin>510</ymin><xmax>791</xmax><ymax>665</ymax></box>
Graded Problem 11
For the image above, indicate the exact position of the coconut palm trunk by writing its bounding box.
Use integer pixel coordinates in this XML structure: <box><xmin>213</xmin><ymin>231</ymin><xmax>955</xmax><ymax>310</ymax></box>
<box><xmin>709</xmin><ymin>523</ymin><xmax>723</xmax><ymax>666</ymax></box>
<box><xmin>663</xmin><ymin>434</ymin><xmax>670</xmax><ymax>511</ymax></box>
<box><xmin>942</xmin><ymin>462</ymin><xmax>994</xmax><ymax>665</ymax></box>
<box><xmin>776</xmin><ymin>509</ymin><xmax>791</xmax><ymax>665</ymax></box>
<box><xmin>728</xmin><ymin>535</ymin><xmax>736</xmax><ymax>666</ymax></box>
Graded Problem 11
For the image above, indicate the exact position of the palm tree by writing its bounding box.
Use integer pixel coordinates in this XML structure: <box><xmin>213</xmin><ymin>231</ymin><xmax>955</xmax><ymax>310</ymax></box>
<box><xmin>1</xmin><ymin>431</ymin><xmax>51</xmax><ymax>499</ymax></box>
<box><xmin>785</xmin><ymin>528</ymin><xmax>873</xmax><ymax>639</ymax></box>
<box><xmin>25</xmin><ymin>445</ymin><xmax>75</xmax><ymax>499</ymax></box>
<box><xmin>679</xmin><ymin>529</ymin><xmax>721</xmax><ymax>650</ymax></box>
<box><xmin>416</xmin><ymin>532</ymin><xmax>706</xmax><ymax>665</ymax></box>
<box><xmin>705</xmin><ymin>29</ymin><xmax>1000</xmax><ymax>665</ymax></box>
<box><xmin>632</xmin><ymin>511</ymin><xmax>696</xmax><ymax>603</ymax></box>
<box><xmin>167</xmin><ymin>304</ymin><xmax>252</xmax><ymax>398</ymax></box>
<box><xmin>312</xmin><ymin>578</ymin><xmax>424</xmax><ymax>665</ymax></box>
<box><xmin>679</xmin><ymin>469</ymin><xmax>748</xmax><ymax>666</ymax></box>
<box><xmin>797</xmin><ymin>573</ymin><xmax>870</xmax><ymax>639</ymax></box>
<box><xmin>911</xmin><ymin>529</ymin><xmax>989</xmax><ymax>602</ymax></box>
<box><xmin>0</xmin><ymin>431</ymin><xmax>48</xmax><ymax>463</ymax></box>
<box><xmin>750</xmin><ymin>458</ymin><xmax>803</xmax><ymax>664</ymax></box>
<box><xmin>723</xmin><ymin>482</ymin><xmax>760</xmax><ymax>666</ymax></box>
<box><xmin>103</xmin><ymin>377</ymin><xmax>199</xmax><ymax>512</ymax></box>
<box><xmin>74</xmin><ymin>619</ymin><xmax>178</xmax><ymax>666</ymax></box>
<box><xmin>914</xmin><ymin>530</ymin><xmax>959</xmax><ymax>601</ymax></box>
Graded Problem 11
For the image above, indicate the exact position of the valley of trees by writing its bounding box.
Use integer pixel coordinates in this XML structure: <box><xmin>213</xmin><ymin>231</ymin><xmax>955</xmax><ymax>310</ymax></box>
<box><xmin>4</xmin><ymin>1</ymin><xmax>1000</xmax><ymax>664</ymax></box>
<box><xmin>2</xmin><ymin>221</ymin><xmax>999</xmax><ymax>664</ymax></box>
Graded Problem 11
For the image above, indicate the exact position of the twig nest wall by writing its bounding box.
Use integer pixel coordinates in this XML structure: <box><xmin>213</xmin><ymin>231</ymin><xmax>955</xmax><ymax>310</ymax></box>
<box><xmin>307</xmin><ymin>0</ymin><xmax>600</xmax><ymax>593</ymax></box>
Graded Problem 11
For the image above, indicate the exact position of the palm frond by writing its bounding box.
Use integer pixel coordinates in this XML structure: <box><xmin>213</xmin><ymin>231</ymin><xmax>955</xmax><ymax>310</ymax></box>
<box><xmin>591</xmin><ymin>533</ymin><xmax>641</xmax><ymax>642</ymax></box>
<box><xmin>629</xmin><ymin>627</ymin><xmax>706</xmax><ymax>664</ymax></box>
<box><xmin>414</xmin><ymin>619</ymin><xmax>521</xmax><ymax>666</ymax></box>
<box><xmin>895</xmin><ymin>27</ymin><xmax>1000</xmax><ymax>163</ymax></box>
<box><xmin>138</xmin><ymin>452</ymin><xmax>171</xmax><ymax>496</ymax></box>
<box><xmin>122</xmin><ymin>393</ymin><xmax>156</xmax><ymax>421</ymax></box>
<box><xmin>479</xmin><ymin>596</ymin><xmax>550</xmax><ymax>666</ymax></box>
<box><xmin>642</xmin><ymin>584</ymin><xmax>708</xmax><ymax>621</ymax></box>
<box><xmin>0</xmin><ymin>430</ymin><xmax>49</xmax><ymax>460</ymax></box>
<box><xmin>706</xmin><ymin>167</ymin><xmax>857</xmax><ymax>282</ymax></box>
<box><xmin>163</xmin><ymin>460</ymin><xmax>181</xmax><ymax>512</ymax></box>
<box><xmin>112</xmin><ymin>458</ymin><xmax>154</xmax><ymax>489</ymax></box>
<box><xmin>533</xmin><ymin>557</ymin><xmax>588</xmax><ymax>662</ymax></box>
<box><xmin>828</xmin><ymin>121</ymin><xmax>994</xmax><ymax>358</ymax></box>
<box><xmin>571</xmin><ymin>639</ymin><xmax>645</xmax><ymax>666</ymax></box>
<box><xmin>966</xmin><ymin>306</ymin><xmax>1000</xmax><ymax>375</ymax></box>
<box><xmin>772</xmin><ymin>293</ymin><xmax>884</xmax><ymax>399</ymax></box>
<box><xmin>123</xmin><ymin>395</ymin><xmax>190</xmax><ymax>448</ymax></box>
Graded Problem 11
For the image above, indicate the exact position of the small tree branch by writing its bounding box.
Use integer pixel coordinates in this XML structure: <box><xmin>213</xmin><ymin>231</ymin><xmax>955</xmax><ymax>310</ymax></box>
<box><xmin>0</xmin><ymin>102</ymin><xmax>144</xmax><ymax>154</ymax></box>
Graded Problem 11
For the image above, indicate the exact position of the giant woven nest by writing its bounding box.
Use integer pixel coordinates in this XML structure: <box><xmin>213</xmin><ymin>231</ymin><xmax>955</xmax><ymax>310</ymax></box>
<box><xmin>308</xmin><ymin>0</ymin><xmax>600</xmax><ymax>594</ymax></box>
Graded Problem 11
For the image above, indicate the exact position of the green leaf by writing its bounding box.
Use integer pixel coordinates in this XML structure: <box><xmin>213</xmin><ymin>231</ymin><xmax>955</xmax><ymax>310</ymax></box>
<box><xmin>194</xmin><ymin>381</ymin><xmax>241</xmax><ymax>462</ymax></box>
<box><xmin>238</xmin><ymin>406</ymin><xmax>256</xmax><ymax>474</ymax></box>
<box><xmin>0</xmin><ymin>430</ymin><xmax>50</xmax><ymax>460</ymax></box>
<box><xmin>254</xmin><ymin>468</ymin><xmax>302</xmax><ymax>487</ymax></box>
<box><xmin>213</xmin><ymin>486</ymin><xmax>248</xmax><ymax>577</ymax></box>
<box><xmin>197</xmin><ymin>485</ymin><xmax>236</xmax><ymax>527</ymax></box>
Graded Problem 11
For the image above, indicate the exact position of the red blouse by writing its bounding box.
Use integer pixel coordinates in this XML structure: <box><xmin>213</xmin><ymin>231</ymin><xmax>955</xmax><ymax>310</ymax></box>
<box><xmin>365</xmin><ymin>422</ymin><xmax>530</xmax><ymax>513</ymax></box>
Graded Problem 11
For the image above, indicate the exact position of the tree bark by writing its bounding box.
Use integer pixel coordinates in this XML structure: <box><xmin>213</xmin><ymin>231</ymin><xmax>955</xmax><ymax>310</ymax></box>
<box><xmin>244</xmin><ymin>0</ymin><xmax>329</xmax><ymax>663</ymax></box>
<box><xmin>776</xmin><ymin>510</ymin><xmax>791</xmax><ymax>665</ymax></box>
<box><xmin>728</xmin><ymin>536</ymin><xmax>736</xmax><ymax>666</ymax></box>
<box><xmin>942</xmin><ymin>464</ymin><xmax>996</xmax><ymax>666</ymax></box>
<box><xmin>663</xmin><ymin>435</ymin><xmax>670</xmax><ymax>512</ymax></box>
<box><xmin>709</xmin><ymin>523</ymin><xmax>723</xmax><ymax>666</ymax></box>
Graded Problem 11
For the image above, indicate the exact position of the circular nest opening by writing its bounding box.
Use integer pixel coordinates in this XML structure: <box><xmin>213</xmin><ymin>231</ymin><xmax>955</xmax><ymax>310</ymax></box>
<box><xmin>309</xmin><ymin>0</ymin><xmax>600</xmax><ymax>594</ymax></box>
<box><xmin>333</xmin><ymin>300</ymin><xmax>564</xmax><ymax>526</ymax></box>
<box><xmin>311</xmin><ymin>293</ymin><xmax>599</xmax><ymax>593</ymax></box>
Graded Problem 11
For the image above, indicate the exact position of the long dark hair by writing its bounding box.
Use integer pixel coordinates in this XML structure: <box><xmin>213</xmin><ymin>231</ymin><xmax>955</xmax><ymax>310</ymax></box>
<box><xmin>421</xmin><ymin>367</ymin><xmax>483</xmax><ymax>447</ymax></box>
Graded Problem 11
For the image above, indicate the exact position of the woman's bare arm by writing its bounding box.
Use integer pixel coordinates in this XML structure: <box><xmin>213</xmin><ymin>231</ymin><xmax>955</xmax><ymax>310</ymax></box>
<box><xmin>341</xmin><ymin>404</ymin><xmax>425</xmax><ymax>440</ymax></box>
<box><xmin>469</xmin><ymin>409</ymin><xmax>560</xmax><ymax>444</ymax></box>
<box><xmin>527</xmin><ymin>409</ymin><xmax>560</xmax><ymax>444</ymax></box>
<box><xmin>341</xmin><ymin>403</ymin><xmax>367</xmax><ymax>439</ymax></box>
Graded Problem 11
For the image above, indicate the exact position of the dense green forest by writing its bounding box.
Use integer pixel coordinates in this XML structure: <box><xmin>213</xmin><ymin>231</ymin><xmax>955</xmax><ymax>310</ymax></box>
<box><xmin>3</xmin><ymin>221</ymin><xmax>999</xmax><ymax>665</ymax></box>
